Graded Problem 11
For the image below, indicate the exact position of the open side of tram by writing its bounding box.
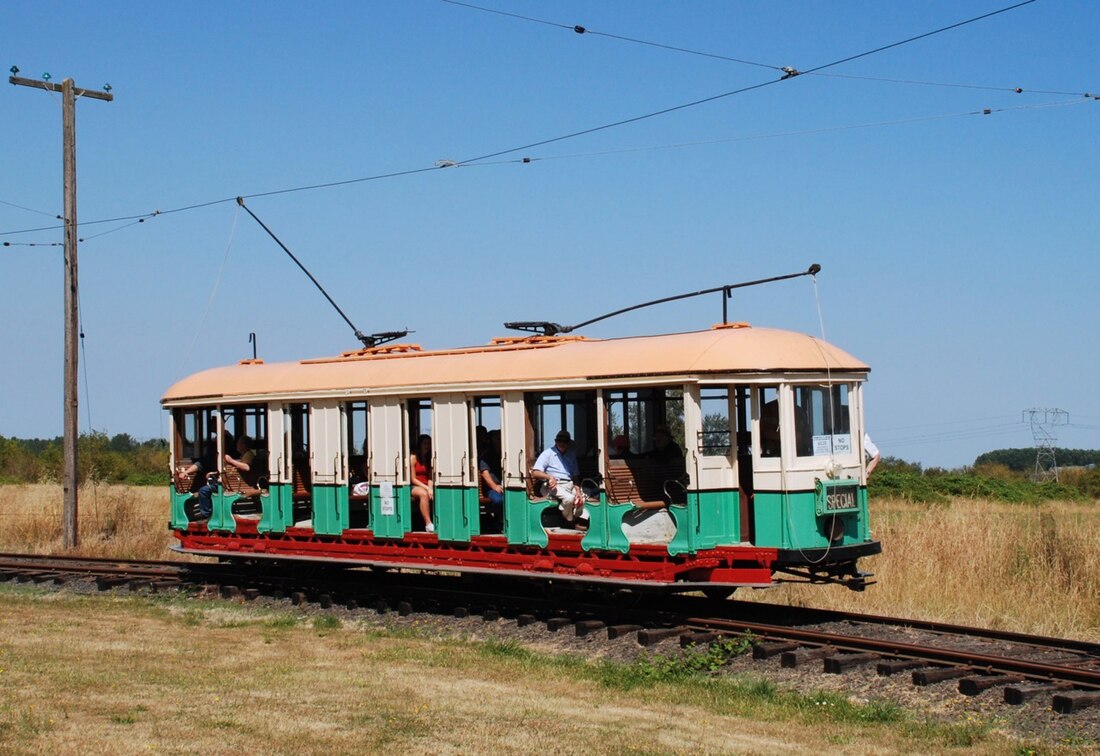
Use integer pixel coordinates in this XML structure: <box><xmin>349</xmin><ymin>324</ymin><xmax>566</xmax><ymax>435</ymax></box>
<box><xmin>163</xmin><ymin>324</ymin><xmax>880</xmax><ymax>590</ymax></box>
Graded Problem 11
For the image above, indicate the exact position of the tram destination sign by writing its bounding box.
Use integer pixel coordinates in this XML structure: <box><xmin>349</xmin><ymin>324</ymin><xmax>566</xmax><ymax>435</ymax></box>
<box><xmin>814</xmin><ymin>479</ymin><xmax>861</xmax><ymax>516</ymax></box>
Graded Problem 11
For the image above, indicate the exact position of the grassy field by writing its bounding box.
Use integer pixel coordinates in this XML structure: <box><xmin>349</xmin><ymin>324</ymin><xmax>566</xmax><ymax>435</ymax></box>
<box><xmin>1</xmin><ymin>485</ymin><xmax>1096</xmax><ymax>752</ymax></box>
<box><xmin>2</xmin><ymin>484</ymin><xmax>1098</xmax><ymax>641</ymax></box>
<box><xmin>0</xmin><ymin>585</ymin><xmax>1028</xmax><ymax>755</ymax></box>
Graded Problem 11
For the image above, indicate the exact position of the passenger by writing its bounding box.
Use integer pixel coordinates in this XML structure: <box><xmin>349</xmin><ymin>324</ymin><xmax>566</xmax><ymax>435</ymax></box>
<box><xmin>646</xmin><ymin>426</ymin><xmax>682</xmax><ymax>464</ymax></box>
<box><xmin>225</xmin><ymin>435</ymin><xmax>256</xmax><ymax>482</ymax></box>
<box><xmin>410</xmin><ymin>434</ymin><xmax>435</xmax><ymax>533</ymax></box>
<box><xmin>478</xmin><ymin>429</ymin><xmax>505</xmax><ymax>527</ymax></box>
<box><xmin>182</xmin><ymin>430</ymin><xmax>232</xmax><ymax>520</ymax></box>
<box><xmin>760</xmin><ymin>400</ymin><xmax>781</xmax><ymax>457</ymax></box>
<box><xmin>531</xmin><ymin>430</ymin><xmax>589</xmax><ymax>529</ymax></box>
<box><xmin>352</xmin><ymin>440</ymin><xmax>371</xmax><ymax>497</ymax></box>
<box><xmin>864</xmin><ymin>433</ymin><xmax>881</xmax><ymax>476</ymax></box>
<box><xmin>609</xmin><ymin>434</ymin><xmax>634</xmax><ymax>459</ymax></box>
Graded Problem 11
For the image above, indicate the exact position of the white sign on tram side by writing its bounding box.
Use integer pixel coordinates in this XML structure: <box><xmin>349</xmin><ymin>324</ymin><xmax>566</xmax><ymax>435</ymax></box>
<box><xmin>812</xmin><ymin>434</ymin><xmax>852</xmax><ymax>456</ymax></box>
<box><xmin>379</xmin><ymin>482</ymin><xmax>395</xmax><ymax>516</ymax></box>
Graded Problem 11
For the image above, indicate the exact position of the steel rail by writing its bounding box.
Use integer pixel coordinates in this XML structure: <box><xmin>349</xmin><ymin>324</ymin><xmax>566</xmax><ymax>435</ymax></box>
<box><xmin>704</xmin><ymin>597</ymin><xmax>1100</xmax><ymax>657</ymax></box>
<box><xmin>685</xmin><ymin>616</ymin><xmax>1100</xmax><ymax>689</ymax></box>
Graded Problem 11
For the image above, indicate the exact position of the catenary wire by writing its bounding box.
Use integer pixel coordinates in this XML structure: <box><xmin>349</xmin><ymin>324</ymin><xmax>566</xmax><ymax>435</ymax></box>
<box><xmin>443</xmin><ymin>0</ymin><xmax>1082</xmax><ymax>97</ymax></box>
<box><xmin>3</xmin><ymin>95</ymin><xmax>1090</xmax><ymax>247</ymax></box>
<box><xmin>0</xmin><ymin>0</ymin><xmax>1048</xmax><ymax>237</ymax></box>
<box><xmin>0</xmin><ymin>198</ymin><xmax>58</xmax><ymax>218</ymax></box>
<box><xmin>441</xmin><ymin>0</ymin><xmax>781</xmax><ymax>71</ymax></box>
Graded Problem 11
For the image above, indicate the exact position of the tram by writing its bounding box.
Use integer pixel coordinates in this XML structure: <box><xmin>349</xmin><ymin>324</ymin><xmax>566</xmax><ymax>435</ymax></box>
<box><xmin>164</xmin><ymin>321</ymin><xmax>880</xmax><ymax>592</ymax></box>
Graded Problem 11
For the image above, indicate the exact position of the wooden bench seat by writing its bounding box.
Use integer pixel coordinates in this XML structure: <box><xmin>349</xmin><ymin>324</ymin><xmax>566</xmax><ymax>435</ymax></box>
<box><xmin>605</xmin><ymin>459</ymin><xmax>687</xmax><ymax>508</ymax></box>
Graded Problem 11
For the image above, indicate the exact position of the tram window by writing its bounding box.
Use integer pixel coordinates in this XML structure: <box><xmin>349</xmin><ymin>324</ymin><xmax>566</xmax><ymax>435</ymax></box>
<box><xmin>473</xmin><ymin>396</ymin><xmax>501</xmax><ymax>457</ymax></box>
<box><xmin>794</xmin><ymin>384</ymin><xmax>852</xmax><ymax>457</ymax></box>
<box><xmin>606</xmin><ymin>388</ymin><xmax>684</xmax><ymax>457</ymax></box>
<box><xmin>347</xmin><ymin>401</ymin><xmax>368</xmax><ymax>456</ymax></box>
<box><xmin>176</xmin><ymin>409</ymin><xmax>200</xmax><ymax>461</ymax></box>
<box><xmin>699</xmin><ymin>389</ymin><xmax>731</xmax><ymax>457</ymax></box>
<box><xmin>173</xmin><ymin>407</ymin><xmax>219</xmax><ymax>476</ymax></box>
<box><xmin>759</xmin><ymin>386</ymin><xmax>782</xmax><ymax>458</ymax></box>
<box><xmin>407</xmin><ymin>398</ymin><xmax>433</xmax><ymax>445</ymax></box>
<box><xmin>289</xmin><ymin>403</ymin><xmax>310</xmax><ymax>457</ymax></box>
<box><xmin>526</xmin><ymin>391</ymin><xmax>597</xmax><ymax>458</ymax></box>
<box><xmin>221</xmin><ymin>404</ymin><xmax>268</xmax><ymax>449</ymax></box>
<box><xmin>347</xmin><ymin>401</ymin><xmax>369</xmax><ymax>485</ymax></box>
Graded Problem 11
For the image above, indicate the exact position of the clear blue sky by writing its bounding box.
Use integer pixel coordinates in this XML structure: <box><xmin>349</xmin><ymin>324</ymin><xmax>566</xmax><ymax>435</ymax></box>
<box><xmin>2</xmin><ymin>1</ymin><xmax>1098</xmax><ymax>468</ymax></box>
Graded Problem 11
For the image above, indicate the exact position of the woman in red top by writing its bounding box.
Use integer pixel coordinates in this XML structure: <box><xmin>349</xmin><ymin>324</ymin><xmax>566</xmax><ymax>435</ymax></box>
<box><xmin>410</xmin><ymin>434</ymin><xmax>434</xmax><ymax>533</ymax></box>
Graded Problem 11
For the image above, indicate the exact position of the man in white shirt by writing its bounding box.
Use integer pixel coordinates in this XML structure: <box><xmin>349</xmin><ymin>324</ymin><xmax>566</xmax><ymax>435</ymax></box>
<box><xmin>864</xmin><ymin>433</ymin><xmax>881</xmax><ymax>476</ymax></box>
<box><xmin>532</xmin><ymin>430</ymin><xmax>589</xmax><ymax>526</ymax></box>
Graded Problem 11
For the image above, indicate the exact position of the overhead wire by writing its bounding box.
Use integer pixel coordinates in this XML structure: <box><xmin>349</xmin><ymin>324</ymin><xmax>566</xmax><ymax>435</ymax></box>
<box><xmin>440</xmin><ymin>0</ymin><xmax>782</xmax><ymax>71</ymax></box>
<box><xmin>0</xmin><ymin>0</ymin><xmax>1052</xmax><ymax>239</ymax></box>
<box><xmin>522</xmin><ymin>97</ymin><xmax>1092</xmax><ymax>164</ymax></box>
<box><xmin>876</xmin><ymin>414</ymin><xmax>1019</xmax><ymax>433</ymax></box>
<box><xmin>443</xmin><ymin>0</ymin><xmax>1087</xmax><ymax>98</ymax></box>
<box><xmin>0</xmin><ymin>198</ymin><xmax>58</xmax><ymax>218</ymax></box>
<box><xmin>3</xmin><ymin>212</ymin><xmax>162</xmax><ymax>248</ymax></box>
<box><xmin>7</xmin><ymin>93</ymin><xmax>1091</xmax><ymax>249</ymax></box>
<box><xmin>177</xmin><ymin>204</ymin><xmax>240</xmax><ymax>374</ymax></box>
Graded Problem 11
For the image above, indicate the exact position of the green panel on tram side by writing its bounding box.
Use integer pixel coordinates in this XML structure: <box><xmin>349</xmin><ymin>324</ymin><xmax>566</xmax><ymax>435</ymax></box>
<box><xmin>580</xmin><ymin>493</ymin><xmax>631</xmax><ymax>554</ymax></box>
<box><xmin>258</xmin><ymin>483</ymin><xmax>293</xmax><ymax>534</ymax></box>
<box><xmin>370</xmin><ymin>484</ymin><xmax>411</xmax><ymax>539</ymax></box>
<box><xmin>169</xmin><ymin>485</ymin><xmax>192</xmax><ymax>529</ymax></box>
<box><xmin>435</xmin><ymin>486</ymin><xmax>481</xmax><ymax>542</ymax></box>
<box><xmin>503</xmin><ymin>488</ymin><xmax>557</xmax><ymax>548</ymax></box>
<box><xmin>752</xmin><ymin>488</ymin><xmax>869</xmax><ymax>550</ymax></box>
<box><xmin>667</xmin><ymin>490</ymin><xmax>739</xmax><ymax>557</ymax></box>
<box><xmin>312</xmin><ymin>484</ymin><xmax>347</xmax><ymax>536</ymax></box>
<box><xmin>207</xmin><ymin>486</ymin><xmax>236</xmax><ymax>533</ymax></box>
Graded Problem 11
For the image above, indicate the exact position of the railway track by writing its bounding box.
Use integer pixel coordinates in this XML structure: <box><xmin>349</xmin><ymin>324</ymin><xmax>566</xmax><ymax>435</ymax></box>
<box><xmin>2</xmin><ymin>552</ymin><xmax>1098</xmax><ymax>714</ymax></box>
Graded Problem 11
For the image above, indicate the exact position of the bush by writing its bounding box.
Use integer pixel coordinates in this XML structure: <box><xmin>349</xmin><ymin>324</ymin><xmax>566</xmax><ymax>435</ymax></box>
<box><xmin>0</xmin><ymin>433</ymin><xmax>168</xmax><ymax>486</ymax></box>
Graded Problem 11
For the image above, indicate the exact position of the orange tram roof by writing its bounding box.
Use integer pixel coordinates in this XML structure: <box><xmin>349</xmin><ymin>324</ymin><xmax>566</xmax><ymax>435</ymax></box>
<box><xmin>162</xmin><ymin>325</ymin><xmax>870</xmax><ymax>405</ymax></box>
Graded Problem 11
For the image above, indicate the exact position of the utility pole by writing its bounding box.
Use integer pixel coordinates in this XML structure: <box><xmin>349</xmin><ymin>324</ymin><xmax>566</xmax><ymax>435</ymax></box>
<box><xmin>9</xmin><ymin>70</ymin><xmax>113</xmax><ymax>549</ymax></box>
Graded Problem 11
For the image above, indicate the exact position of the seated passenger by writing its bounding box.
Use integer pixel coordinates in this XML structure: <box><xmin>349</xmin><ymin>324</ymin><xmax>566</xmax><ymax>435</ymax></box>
<box><xmin>182</xmin><ymin>431</ymin><xmax>233</xmax><ymax>520</ymax></box>
<box><xmin>225</xmin><ymin>435</ymin><xmax>257</xmax><ymax>483</ymax></box>
<box><xmin>479</xmin><ymin>430</ymin><xmax>505</xmax><ymax>503</ymax></box>
<box><xmin>410</xmin><ymin>434</ymin><xmax>435</xmax><ymax>533</ymax></box>
<box><xmin>351</xmin><ymin>440</ymin><xmax>370</xmax><ymax>496</ymax></box>
<box><xmin>646</xmin><ymin>426</ymin><xmax>682</xmax><ymax>464</ymax></box>
<box><xmin>531</xmin><ymin>430</ymin><xmax>589</xmax><ymax>529</ymax></box>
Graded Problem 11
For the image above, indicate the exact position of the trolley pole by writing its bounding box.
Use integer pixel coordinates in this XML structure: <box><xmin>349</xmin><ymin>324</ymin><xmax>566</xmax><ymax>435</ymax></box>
<box><xmin>9</xmin><ymin>73</ymin><xmax>113</xmax><ymax>549</ymax></box>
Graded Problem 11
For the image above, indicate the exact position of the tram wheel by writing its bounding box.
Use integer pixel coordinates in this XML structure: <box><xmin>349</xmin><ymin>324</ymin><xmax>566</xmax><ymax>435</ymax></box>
<box><xmin>702</xmin><ymin>587</ymin><xmax>736</xmax><ymax>601</ymax></box>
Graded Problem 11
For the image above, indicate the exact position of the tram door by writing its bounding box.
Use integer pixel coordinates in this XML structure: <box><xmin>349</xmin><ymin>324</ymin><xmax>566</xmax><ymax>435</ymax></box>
<box><xmin>310</xmin><ymin>400</ymin><xmax>345</xmax><ymax>536</ymax></box>
<box><xmin>369</xmin><ymin>397</ymin><xmax>408</xmax><ymax>538</ymax></box>
<box><xmin>732</xmin><ymin>385</ymin><xmax>755</xmax><ymax>543</ymax></box>
<box><xmin>692</xmin><ymin>386</ymin><xmax>739</xmax><ymax>544</ymax></box>
<box><xmin>287</xmin><ymin>403</ymin><xmax>313</xmax><ymax>528</ymax></box>
<box><xmin>258</xmin><ymin>405</ymin><xmax>292</xmax><ymax>534</ymax></box>
<box><xmin>433</xmin><ymin>395</ymin><xmax>478</xmax><ymax>542</ymax></box>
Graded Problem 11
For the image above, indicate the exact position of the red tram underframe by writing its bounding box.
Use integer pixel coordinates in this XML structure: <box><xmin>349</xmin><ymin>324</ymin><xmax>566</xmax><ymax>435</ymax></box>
<box><xmin>173</xmin><ymin>523</ymin><xmax>779</xmax><ymax>588</ymax></box>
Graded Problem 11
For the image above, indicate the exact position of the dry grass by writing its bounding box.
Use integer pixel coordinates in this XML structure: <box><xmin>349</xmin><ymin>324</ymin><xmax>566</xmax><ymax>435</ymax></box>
<box><xmin>0</xmin><ymin>588</ymin><xmax>1019</xmax><ymax>755</ymax></box>
<box><xmin>2</xmin><ymin>485</ymin><xmax>1098</xmax><ymax>642</ymax></box>
<box><xmin>0</xmin><ymin>483</ymin><xmax>172</xmax><ymax>560</ymax></box>
<box><xmin>745</xmin><ymin>497</ymin><xmax>1100</xmax><ymax>642</ymax></box>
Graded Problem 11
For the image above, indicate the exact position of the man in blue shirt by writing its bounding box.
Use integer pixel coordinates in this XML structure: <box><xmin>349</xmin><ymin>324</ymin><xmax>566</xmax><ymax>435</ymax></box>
<box><xmin>532</xmin><ymin>429</ymin><xmax>588</xmax><ymax>526</ymax></box>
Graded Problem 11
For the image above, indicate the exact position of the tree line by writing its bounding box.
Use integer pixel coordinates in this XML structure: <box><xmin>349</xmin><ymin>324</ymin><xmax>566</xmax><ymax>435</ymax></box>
<box><xmin>0</xmin><ymin>433</ymin><xmax>168</xmax><ymax>485</ymax></box>
<box><xmin>973</xmin><ymin>447</ymin><xmax>1100</xmax><ymax>471</ymax></box>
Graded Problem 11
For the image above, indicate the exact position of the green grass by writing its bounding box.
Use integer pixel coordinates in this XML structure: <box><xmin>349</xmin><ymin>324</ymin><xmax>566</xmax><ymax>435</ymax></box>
<box><xmin>312</xmin><ymin>614</ymin><xmax>342</xmax><ymax>634</ymax></box>
<box><xmin>0</xmin><ymin>581</ymin><xmax>1018</xmax><ymax>752</ymax></box>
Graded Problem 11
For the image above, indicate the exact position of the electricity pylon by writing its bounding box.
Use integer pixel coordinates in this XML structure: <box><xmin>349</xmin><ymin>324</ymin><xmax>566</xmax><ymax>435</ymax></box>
<box><xmin>1023</xmin><ymin>408</ymin><xmax>1068</xmax><ymax>482</ymax></box>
